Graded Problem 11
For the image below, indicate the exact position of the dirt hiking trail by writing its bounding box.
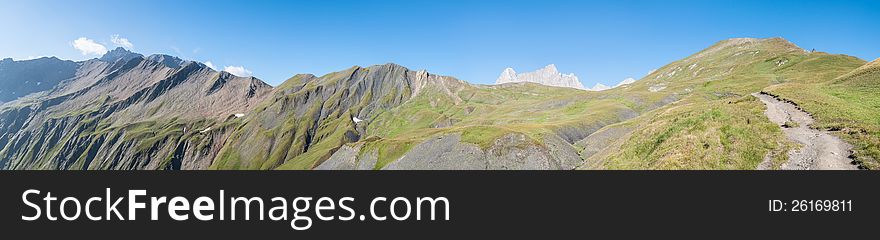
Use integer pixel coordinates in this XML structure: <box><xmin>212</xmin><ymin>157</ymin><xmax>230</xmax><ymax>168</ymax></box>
<box><xmin>753</xmin><ymin>93</ymin><xmax>858</xmax><ymax>170</ymax></box>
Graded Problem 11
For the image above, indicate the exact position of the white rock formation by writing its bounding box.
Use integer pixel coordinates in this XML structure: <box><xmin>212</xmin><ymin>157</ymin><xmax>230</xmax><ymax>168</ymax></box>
<box><xmin>588</xmin><ymin>83</ymin><xmax>610</xmax><ymax>91</ymax></box>
<box><xmin>495</xmin><ymin>64</ymin><xmax>585</xmax><ymax>89</ymax></box>
<box><xmin>587</xmin><ymin>77</ymin><xmax>637</xmax><ymax>92</ymax></box>
<box><xmin>614</xmin><ymin>78</ymin><xmax>636</xmax><ymax>88</ymax></box>
<box><xmin>649</xmin><ymin>84</ymin><xmax>667</xmax><ymax>92</ymax></box>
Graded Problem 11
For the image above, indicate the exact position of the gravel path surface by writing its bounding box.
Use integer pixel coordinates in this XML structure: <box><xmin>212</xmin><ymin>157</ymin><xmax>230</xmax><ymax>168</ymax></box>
<box><xmin>753</xmin><ymin>93</ymin><xmax>858</xmax><ymax>170</ymax></box>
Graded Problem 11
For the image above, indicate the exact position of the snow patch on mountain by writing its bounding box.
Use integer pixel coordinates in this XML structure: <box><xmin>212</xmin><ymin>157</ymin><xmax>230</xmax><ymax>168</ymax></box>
<box><xmin>587</xmin><ymin>77</ymin><xmax>637</xmax><ymax>92</ymax></box>
<box><xmin>588</xmin><ymin>83</ymin><xmax>610</xmax><ymax>91</ymax></box>
<box><xmin>614</xmin><ymin>78</ymin><xmax>636</xmax><ymax>88</ymax></box>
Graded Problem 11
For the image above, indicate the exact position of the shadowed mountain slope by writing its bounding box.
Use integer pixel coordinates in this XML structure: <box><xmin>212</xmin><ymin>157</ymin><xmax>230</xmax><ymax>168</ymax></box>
<box><xmin>0</xmin><ymin>51</ymin><xmax>272</xmax><ymax>170</ymax></box>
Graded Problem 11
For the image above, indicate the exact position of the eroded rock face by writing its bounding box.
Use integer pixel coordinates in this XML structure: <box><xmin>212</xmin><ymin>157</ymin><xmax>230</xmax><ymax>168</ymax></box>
<box><xmin>317</xmin><ymin>133</ymin><xmax>582</xmax><ymax>170</ymax></box>
<box><xmin>574</xmin><ymin>124</ymin><xmax>635</xmax><ymax>169</ymax></box>
<box><xmin>495</xmin><ymin>64</ymin><xmax>585</xmax><ymax>90</ymax></box>
<box><xmin>314</xmin><ymin>144</ymin><xmax>377</xmax><ymax>170</ymax></box>
<box><xmin>0</xmin><ymin>50</ymin><xmax>272</xmax><ymax>170</ymax></box>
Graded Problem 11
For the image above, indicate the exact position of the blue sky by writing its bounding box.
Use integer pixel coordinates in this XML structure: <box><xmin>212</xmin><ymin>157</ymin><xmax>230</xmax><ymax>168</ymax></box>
<box><xmin>1</xmin><ymin>0</ymin><xmax>878</xmax><ymax>86</ymax></box>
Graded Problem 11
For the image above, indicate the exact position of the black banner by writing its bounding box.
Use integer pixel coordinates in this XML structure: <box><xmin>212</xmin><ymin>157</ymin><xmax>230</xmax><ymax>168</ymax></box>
<box><xmin>1</xmin><ymin>171</ymin><xmax>876</xmax><ymax>238</ymax></box>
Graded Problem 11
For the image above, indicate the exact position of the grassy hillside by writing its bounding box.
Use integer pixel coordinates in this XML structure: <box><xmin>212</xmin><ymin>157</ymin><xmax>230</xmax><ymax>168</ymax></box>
<box><xmin>765</xmin><ymin>58</ymin><xmax>879</xmax><ymax>168</ymax></box>
<box><xmin>592</xmin><ymin>95</ymin><xmax>788</xmax><ymax>169</ymax></box>
<box><xmin>361</xmin><ymin>82</ymin><xmax>641</xmax><ymax>169</ymax></box>
<box><xmin>583</xmin><ymin>38</ymin><xmax>867</xmax><ymax>169</ymax></box>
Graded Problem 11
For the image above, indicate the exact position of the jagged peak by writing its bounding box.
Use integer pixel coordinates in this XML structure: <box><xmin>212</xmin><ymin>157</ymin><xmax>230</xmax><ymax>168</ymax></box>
<box><xmin>365</xmin><ymin>62</ymin><xmax>407</xmax><ymax>71</ymax></box>
<box><xmin>108</xmin><ymin>46</ymin><xmax>131</xmax><ymax>53</ymax></box>
<box><xmin>145</xmin><ymin>54</ymin><xmax>185</xmax><ymax>68</ymax></box>
<box><xmin>588</xmin><ymin>83</ymin><xmax>610</xmax><ymax>91</ymax></box>
<box><xmin>190</xmin><ymin>61</ymin><xmax>215</xmax><ymax>71</ymax></box>
<box><xmin>145</xmin><ymin>54</ymin><xmax>182</xmax><ymax>61</ymax></box>
<box><xmin>100</xmin><ymin>47</ymin><xmax>143</xmax><ymax>63</ymax></box>
<box><xmin>542</xmin><ymin>64</ymin><xmax>559</xmax><ymax>73</ymax></box>
<box><xmin>495</xmin><ymin>64</ymin><xmax>583</xmax><ymax>89</ymax></box>
<box><xmin>216</xmin><ymin>69</ymin><xmax>236</xmax><ymax>78</ymax></box>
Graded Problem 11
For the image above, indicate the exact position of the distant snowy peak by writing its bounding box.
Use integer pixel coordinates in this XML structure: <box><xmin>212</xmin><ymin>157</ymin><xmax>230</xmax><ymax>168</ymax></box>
<box><xmin>588</xmin><ymin>78</ymin><xmax>637</xmax><ymax>92</ymax></box>
<box><xmin>588</xmin><ymin>83</ymin><xmax>610</xmax><ymax>91</ymax></box>
<box><xmin>495</xmin><ymin>65</ymin><xmax>638</xmax><ymax>91</ymax></box>
<box><xmin>615</xmin><ymin>77</ymin><xmax>636</xmax><ymax>87</ymax></box>
<box><xmin>495</xmin><ymin>64</ymin><xmax>585</xmax><ymax>89</ymax></box>
<box><xmin>497</xmin><ymin>68</ymin><xmax>518</xmax><ymax>84</ymax></box>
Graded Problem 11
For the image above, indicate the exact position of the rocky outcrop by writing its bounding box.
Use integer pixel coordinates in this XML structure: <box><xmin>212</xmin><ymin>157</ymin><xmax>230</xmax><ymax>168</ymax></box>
<box><xmin>495</xmin><ymin>64</ymin><xmax>585</xmax><ymax>89</ymax></box>
<box><xmin>317</xmin><ymin>133</ymin><xmax>581</xmax><ymax>170</ymax></box>
<box><xmin>314</xmin><ymin>144</ymin><xmax>376</xmax><ymax>170</ymax></box>
<box><xmin>0</xmin><ymin>50</ymin><xmax>272</xmax><ymax>170</ymax></box>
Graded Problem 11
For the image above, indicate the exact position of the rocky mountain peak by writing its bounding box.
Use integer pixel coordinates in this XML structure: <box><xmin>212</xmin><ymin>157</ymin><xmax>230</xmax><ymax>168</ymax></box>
<box><xmin>542</xmin><ymin>64</ymin><xmax>558</xmax><ymax>73</ymax></box>
<box><xmin>614</xmin><ymin>78</ymin><xmax>636</xmax><ymax>88</ymax></box>
<box><xmin>495</xmin><ymin>64</ymin><xmax>584</xmax><ymax>89</ymax></box>
<box><xmin>145</xmin><ymin>54</ymin><xmax>186</xmax><ymax>68</ymax></box>
<box><xmin>589</xmin><ymin>83</ymin><xmax>610</xmax><ymax>91</ymax></box>
<box><xmin>497</xmin><ymin>68</ymin><xmax>517</xmax><ymax>82</ymax></box>
<box><xmin>99</xmin><ymin>47</ymin><xmax>143</xmax><ymax>63</ymax></box>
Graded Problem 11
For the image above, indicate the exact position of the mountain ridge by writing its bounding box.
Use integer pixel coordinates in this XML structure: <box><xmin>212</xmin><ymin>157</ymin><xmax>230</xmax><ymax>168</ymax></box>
<box><xmin>0</xmin><ymin>48</ymin><xmax>273</xmax><ymax>169</ymax></box>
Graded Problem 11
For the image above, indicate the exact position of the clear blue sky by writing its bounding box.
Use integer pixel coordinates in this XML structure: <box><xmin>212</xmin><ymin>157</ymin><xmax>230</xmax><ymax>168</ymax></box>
<box><xmin>1</xmin><ymin>0</ymin><xmax>878</xmax><ymax>86</ymax></box>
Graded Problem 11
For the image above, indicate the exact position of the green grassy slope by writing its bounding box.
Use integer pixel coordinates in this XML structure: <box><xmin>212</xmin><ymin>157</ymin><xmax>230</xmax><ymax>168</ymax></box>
<box><xmin>766</xmin><ymin>58</ymin><xmax>879</xmax><ymax>168</ymax></box>
<box><xmin>585</xmin><ymin>38</ymin><xmax>867</xmax><ymax>169</ymax></box>
<box><xmin>214</xmin><ymin>64</ymin><xmax>653</xmax><ymax>170</ymax></box>
<box><xmin>208</xmin><ymin>37</ymin><xmax>873</xmax><ymax>170</ymax></box>
<box><xmin>361</xmin><ymin>82</ymin><xmax>642</xmax><ymax>169</ymax></box>
<box><xmin>212</xmin><ymin>64</ymin><xmax>444</xmax><ymax>170</ymax></box>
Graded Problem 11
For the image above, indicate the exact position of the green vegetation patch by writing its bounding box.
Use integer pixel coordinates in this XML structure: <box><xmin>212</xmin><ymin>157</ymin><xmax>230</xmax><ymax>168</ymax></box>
<box><xmin>603</xmin><ymin>95</ymin><xmax>783</xmax><ymax>169</ymax></box>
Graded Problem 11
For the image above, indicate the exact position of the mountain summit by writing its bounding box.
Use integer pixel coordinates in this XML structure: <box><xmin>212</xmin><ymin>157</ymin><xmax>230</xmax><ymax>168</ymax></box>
<box><xmin>99</xmin><ymin>47</ymin><xmax>143</xmax><ymax>63</ymax></box>
<box><xmin>495</xmin><ymin>64</ymin><xmax>585</xmax><ymax>89</ymax></box>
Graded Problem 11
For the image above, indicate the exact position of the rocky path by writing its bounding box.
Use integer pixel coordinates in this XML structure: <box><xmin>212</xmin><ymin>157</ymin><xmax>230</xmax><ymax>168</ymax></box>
<box><xmin>753</xmin><ymin>93</ymin><xmax>858</xmax><ymax>170</ymax></box>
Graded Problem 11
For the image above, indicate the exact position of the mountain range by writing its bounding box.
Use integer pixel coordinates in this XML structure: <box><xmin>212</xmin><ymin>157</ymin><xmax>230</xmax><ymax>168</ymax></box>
<box><xmin>495</xmin><ymin>64</ymin><xmax>585</xmax><ymax>89</ymax></box>
<box><xmin>494</xmin><ymin>64</ymin><xmax>637</xmax><ymax>91</ymax></box>
<box><xmin>1</xmin><ymin>38</ymin><xmax>877</xmax><ymax>170</ymax></box>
